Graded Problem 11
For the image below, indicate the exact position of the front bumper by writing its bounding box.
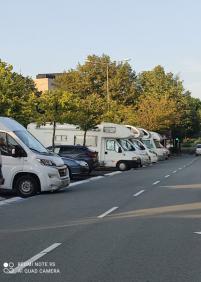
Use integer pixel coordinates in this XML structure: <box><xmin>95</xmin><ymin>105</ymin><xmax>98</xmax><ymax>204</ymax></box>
<box><xmin>41</xmin><ymin>165</ymin><xmax>70</xmax><ymax>191</ymax></box>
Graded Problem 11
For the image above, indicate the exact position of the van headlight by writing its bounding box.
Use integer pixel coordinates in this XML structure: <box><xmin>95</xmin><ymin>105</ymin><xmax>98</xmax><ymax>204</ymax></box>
<box><xmin>75</xmin><ymin>160</ymin><xmax>88</xmax><ymax>166</ymax></box>
<box><xmin>36</xmin><ymin>159</ymin><xmax>56</xmax><ymax>167</ymax></box>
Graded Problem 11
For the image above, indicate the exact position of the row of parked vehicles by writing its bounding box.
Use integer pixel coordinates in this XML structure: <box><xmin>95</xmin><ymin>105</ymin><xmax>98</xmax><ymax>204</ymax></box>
<box><xmin>0</xmin><ymin>117</ymin><xmax>170</xmax><ymax>197</ymax></box>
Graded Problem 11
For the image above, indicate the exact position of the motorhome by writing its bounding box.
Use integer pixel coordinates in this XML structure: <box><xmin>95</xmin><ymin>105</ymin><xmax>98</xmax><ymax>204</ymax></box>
<box><xmin>28</xmin><ymin>122</ymin><xmax>142</xmax><ymax>171</ymax></box>
<box><xmin>125</xmin><ymin>125</ymin><xmax>158</xmax><ymax>163</ymax></box>
<box><xmin>0</xmin><ymin>117</ymin><xmax>70</xmax><ymax>197</ymax></box>
<box><xmin>142</xmin><ymin>130</ymin><xmax>169</xmax><ymax>160</ymax></box>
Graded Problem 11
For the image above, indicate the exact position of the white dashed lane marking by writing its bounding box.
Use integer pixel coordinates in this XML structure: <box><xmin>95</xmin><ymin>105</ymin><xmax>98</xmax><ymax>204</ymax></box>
<box><xmin>133</xmin><ymin>190</ymin><xmax>145</xmax><ymax>197</ymax></box>
<box><xmin>153</xmin><ymin>181</ymin><xmax>160</xmax><ymax>185</ymax></box>
<box><xmin>0</xmin><ymin>197</ymin><xmax>24</xmax><ymax>207</ymax></box>
<box><xmin>98</xmin><ymin>207</ymin><xmax>119</xmax><ymax>218</ymax></box>
<box><xmin>10</xmin><ymin>243</ymin><xmax>61</xmax><ymax>274</ymax></box>
<box><xmin>105</xmin><ymin>171</ymin><xmax>122</xmax><ymax>176</ymax></box>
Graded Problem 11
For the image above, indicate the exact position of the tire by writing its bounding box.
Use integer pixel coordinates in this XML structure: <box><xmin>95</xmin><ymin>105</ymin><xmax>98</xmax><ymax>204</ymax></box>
<box><xmin>117</xmin><ymin>161</ymin><xmax>128</xmax><ymax>171</ymax></box>
<box><xmin>15</xmin><ymin>175</ymin><xmax>39</xmax><ymax>197</ymax></box>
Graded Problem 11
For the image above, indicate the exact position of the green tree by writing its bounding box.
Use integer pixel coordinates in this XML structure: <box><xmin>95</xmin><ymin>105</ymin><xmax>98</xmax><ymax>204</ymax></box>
<box><xmin>103</xmin><ymin>99</ymin><xmax>136</xmax><ymax>125</ymax></box>
<box><xmin>179</xmin><ymin>93</ymin><xmax>201</xmax><ymax>138</ymax></box>
<box><xmin>35</xmin><ymin>89</ymin><xmax>75</xmax><ymax>148</ymax></box>
<box><xmin>137</xmin><ymin>65</ymin><xmax>184</xmax><ymax>99</ymax></box>
<box><xmin>0</xmin><ymin>59</ymin><xmax>37</xmax><ymax>126</ymax></box>
<box><xmin>72</xmin><ymin>93</ymin><xmax>106</xmax><ymax>146</ymax></box>
<box><xmin>55</xmin><ymin>54</ymin><xmax>138</xmax><ymax>106</ymax></box>
<box><xmin>135</xmin><ymin>65</ymin><xmax>195</xmax><ymax>137</ymax></box>
<box><xmin>134</xmin><ymin>94</ymin><xmax>179</xmax><ymax>132</ymax></box>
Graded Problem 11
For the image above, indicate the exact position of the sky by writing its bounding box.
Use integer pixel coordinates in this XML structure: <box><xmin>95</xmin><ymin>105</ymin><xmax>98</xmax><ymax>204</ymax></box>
<box><xmin>1</xmin><ymin>0</ymin><xmax>201</xmax><ymax>98</ymax></box>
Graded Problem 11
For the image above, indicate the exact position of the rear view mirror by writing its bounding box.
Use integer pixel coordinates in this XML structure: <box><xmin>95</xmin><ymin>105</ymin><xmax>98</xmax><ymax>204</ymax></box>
<box><xmin>12</xmin><ymin>145</ymin><xmax>27</xmax><ymax>158</ymax></box>
<box><xmin>118</xmin><ymin>147</ymin><xmax>122</xmax><ymax>153</ymax></box>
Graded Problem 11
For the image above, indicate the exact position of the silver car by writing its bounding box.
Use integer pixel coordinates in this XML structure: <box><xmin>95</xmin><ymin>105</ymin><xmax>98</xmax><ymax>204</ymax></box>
<box><xmin>195</xmin><ymin>144</ymin><xmax>201</xmax><ymax>156</ymax></box>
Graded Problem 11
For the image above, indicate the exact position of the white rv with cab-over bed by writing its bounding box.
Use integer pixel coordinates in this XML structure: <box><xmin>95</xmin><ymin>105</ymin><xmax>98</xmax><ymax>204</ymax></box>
<box><xmin>28</xmin><ymin>122</ymin><xmax>145</xmax><ymax>171</ymax></box>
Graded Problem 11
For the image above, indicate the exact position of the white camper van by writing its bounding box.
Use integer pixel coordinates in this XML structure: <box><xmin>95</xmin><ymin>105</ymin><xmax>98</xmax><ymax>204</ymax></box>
<box><xmin>125</xmin><ymin>125</ymin><xmax>158</xmax><ymax>163</ymax></box>
<box><xmin>142</xmin><ymin>130</ymin><xmax>168</xmax><ymax>160</ymax></box>
<box><xmin>0</xmin><ymin>117</ymin><xmax>70</xmax><ymax>197</ymax></box>
<box><xmin>28</xmin><ymin>122</ymin><xmax>141</xmax><ymax>171</ymax></box>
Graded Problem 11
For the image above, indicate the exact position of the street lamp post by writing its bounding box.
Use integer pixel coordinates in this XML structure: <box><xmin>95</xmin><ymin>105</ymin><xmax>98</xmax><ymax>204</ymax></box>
<box><xmin>106</xmin><ymin>63</ymin><xmax>109</xmax><ymax>111</ymax></box>
<box><xmin>85</xmin><ymin>58</ymin><xmax>131</xmax><ymax>112</ymax></box>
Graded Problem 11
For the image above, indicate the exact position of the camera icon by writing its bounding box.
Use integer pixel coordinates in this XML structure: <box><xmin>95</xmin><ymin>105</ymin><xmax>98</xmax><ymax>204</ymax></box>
<box><xmin>3</xmin><ymin>262</ymin><xmax>15</xmax><ymax>274</ymax></box>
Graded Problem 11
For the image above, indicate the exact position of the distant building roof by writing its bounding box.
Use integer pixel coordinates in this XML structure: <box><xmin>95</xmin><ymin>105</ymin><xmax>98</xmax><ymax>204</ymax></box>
<box><xmin>36</xmin><ymin>73</ymin><xmax>63</xmax><ymax>79</ymax></box>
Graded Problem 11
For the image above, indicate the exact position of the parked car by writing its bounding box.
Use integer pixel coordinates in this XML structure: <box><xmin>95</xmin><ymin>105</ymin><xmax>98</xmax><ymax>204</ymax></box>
<box><xmin>47</xmin><ymin>145</ymin><xmax>99</xmax><ymax>172</ymax></box>
<box><xmin>195</xmin><ymin>144</ymin><xmax>201</xmax><ymax>156</ymax></box>
<box><xmin>61</xmin><ymin>157</ymin><xmax>89</xmax><ymax>179</ymax></box>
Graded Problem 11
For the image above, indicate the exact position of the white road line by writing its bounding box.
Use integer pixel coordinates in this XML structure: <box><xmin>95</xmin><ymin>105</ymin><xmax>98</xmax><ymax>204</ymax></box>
<box><xmin>0</xmin><ymin>197</ymin><xmax>24</xmax><ymax>207</ymax></box>
<box><xmin>194</xmin><ymin>232</ymin><xmax>201</xmax><ymax>235</ymax></box>
<box><xmin>105</xmin><ymin>171</ymin><xmax>122</xmax><ymax>176</ymax></box>
<box><xmin>10</xmin><ymin>243</ymin><xmax>61</xmax><ymax>274</ymax></box>
<box><xmin>153</xmin><ymin>180</ymin><xmax>160</xmax><ymax>185</ymax></box>
<box><xmin>89</xmin><ymin>176</ymin><xmax>104</xmax><ymax>181</ymax></box>
<box><xmin>69</xmin><ymin>179</ymin><xmax>90</xmax><ymax>187</ymax></box>
<box><xmin>172</xmin><ymin>170</ymin><xmax>177</xmax><ymax>173</ymax></box>
<box><xmin>133</xmin><ymin>190</ymin><xmax>145</xmax><ymax>197</ymax></box>
<box><xmin>98</xmin><ymin>207</ymin><xmax>118</xmax><ymax>218</ymax></box>
<box><xmin>178</xmin><ymin>167</ymin><xmax>182</xmax><ymax>170</ymax></box>
<box><xmin>165</xmin><ymin>175</ymin><xmax>170</xmax><ymax>178</ymax></box>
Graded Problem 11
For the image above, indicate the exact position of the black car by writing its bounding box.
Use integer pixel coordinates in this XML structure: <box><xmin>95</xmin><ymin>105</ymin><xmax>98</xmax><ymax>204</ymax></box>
<box><xmin>47</xmin><ymin>145</ymin><xmax>99</xmax><ymax>172</ymax></box>
<box><xmin>61</xmin><ymin>157</ymin><xmax>89</xmax><ymax>179</ymax></box>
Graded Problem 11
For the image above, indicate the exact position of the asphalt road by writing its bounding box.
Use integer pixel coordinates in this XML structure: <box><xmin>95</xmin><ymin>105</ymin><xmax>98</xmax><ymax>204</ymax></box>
<box><xmin>1</xmin><ymin>155</ymin><xmax>201</xmax><ymax>282</ymax></box>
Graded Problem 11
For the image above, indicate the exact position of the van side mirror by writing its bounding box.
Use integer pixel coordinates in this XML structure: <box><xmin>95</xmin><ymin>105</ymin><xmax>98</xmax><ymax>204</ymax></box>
<box><xmin>118</xmin><ymin>147</ymin><xmax>122</xmax><ymax>153</ymax></box>
<box><xmin>12</xmin><ymin>145</ymin><xmax>27</xmax><ymax>158</ymax></box>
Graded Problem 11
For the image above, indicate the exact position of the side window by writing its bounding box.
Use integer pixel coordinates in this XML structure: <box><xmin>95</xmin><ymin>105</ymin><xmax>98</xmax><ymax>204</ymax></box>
<box><xmin>0</xmin><ymin>132</ymin><xmax>8</xmax><ymax>155</ymax></box>
<box><xmin>106</xmin><ymin>140</ymin><xmax>115</xmax><ymax>151</ymax></box>
<box><xmin>54</xmin><ymin>147</ymin><xmax>60</xmax><ymax>154</ymax></box>
<box><xmin>0</xmin><ymin>132</ymin><xmax>18</xmax><ymax>156</ymax></box>
<box><xmin>60</xmin><ymin>146</ymin><xmax>73</xmax><ymax>154</ymax></box>
<box><xmin>7</xmin><ymin>134</ymin><xmax>19</xmax><ymax>155</ymax></box>
<box><xmin>106</xmin><ymin>140</ymin><xmax>119</xmax><ymax>152</ymax></box>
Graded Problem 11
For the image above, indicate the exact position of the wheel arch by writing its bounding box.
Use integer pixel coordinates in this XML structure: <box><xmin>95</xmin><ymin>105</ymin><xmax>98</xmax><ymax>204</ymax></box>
<box><xmin>12</xmin><ymin>172</ymin><xmax>41</xmax><ymax>192</ymax></box>
<box><xmin>116</xmin><ymin>160</ymin><xmax>129</xmax><ymax>171</ymax></box>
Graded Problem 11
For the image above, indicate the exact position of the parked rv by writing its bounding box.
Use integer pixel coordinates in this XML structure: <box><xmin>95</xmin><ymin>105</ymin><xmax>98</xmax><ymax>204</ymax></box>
<box><xmin>130</xmin><ymin>138</ymin><xmax>158</xmax><ymax>163</ymax></box>
<box><xmin>139</xmin><ymin>129</ymin><xmax>168</xmax><ymax>160</ymax></box>
<box><xmin>28</xmin><ymin>123</ymin><xmax>141</xmax><ymax>171</ymax></box>
<box><xmin>0</xmin><ymin>117</ymin><xmax>70</xmax><ymax>197</ymax></box>
<box><xmin>125</xmin><ymin>125</ymin><xmax>158</xmax><ymax>163</ymax></box>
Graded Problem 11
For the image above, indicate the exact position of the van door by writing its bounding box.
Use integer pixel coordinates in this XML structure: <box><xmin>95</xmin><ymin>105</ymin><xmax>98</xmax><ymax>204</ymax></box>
<box><xmin>0</xmin><ymin>132</ymin><xmax>25</xmax><ymax>190</ymax></box>
<box><xmin>103</xmin><ymin>139</ymin><xmax>122</xmax><ymax>167</ymax></box>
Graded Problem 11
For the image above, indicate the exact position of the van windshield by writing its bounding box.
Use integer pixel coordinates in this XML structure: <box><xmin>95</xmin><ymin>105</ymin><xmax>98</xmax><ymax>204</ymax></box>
<box><xmin>130</xmin><ymin>139</ymin><xmax>144</xmax><ymax>150</ymax></box>
<box><xmin>143</xmin><ymin>139</ymin><xmax>154</xmax><ymax>149</ymax></box>
<box><xmin>154</xmin><ymin>140</ymin><xmax>163</xmax><ymax>148</ymax></box>
<box><xmin>117</xmin><ymin>139</ymin><xmax>135</xmax><ymax>151</ymax></box>
<box><xmin>15</xmin><ymin>130</ymin><xmax>49</xmax><ymax>154</ymax></box>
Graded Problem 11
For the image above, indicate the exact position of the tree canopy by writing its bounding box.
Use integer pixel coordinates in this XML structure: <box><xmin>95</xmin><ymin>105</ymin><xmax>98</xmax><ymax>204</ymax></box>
<box><xmin>1</xmin><ymin>56</ymin><xmax>201</xmax><ymax>142</ymax></box>
<box><xmin>0</xmin><ymin>59</ymin><xmax>37</xmax><ymax>126</ymax></box>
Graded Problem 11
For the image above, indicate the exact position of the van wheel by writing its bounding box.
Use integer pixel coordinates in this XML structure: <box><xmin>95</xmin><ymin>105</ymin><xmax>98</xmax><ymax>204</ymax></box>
<box><xmin>117</xmin><ymin>161</ymin><xmax>128</xmax><ymax>171</ymax></box>
<box><xmin>15</xmin><ymin>175</ymin><xmax>38</xmax><ymax>197</ymax></box>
